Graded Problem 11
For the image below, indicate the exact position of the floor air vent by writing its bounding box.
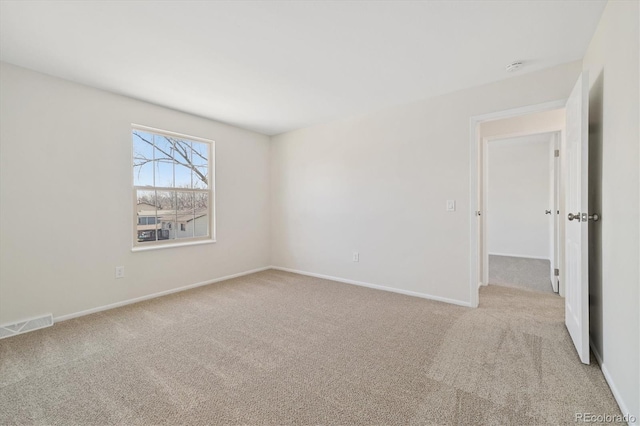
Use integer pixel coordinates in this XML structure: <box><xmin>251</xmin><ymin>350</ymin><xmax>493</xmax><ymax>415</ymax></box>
<box><xmin>0</xmin><ymin>314</ymin><xmax>53</xmax><ymax>339</ymax></box>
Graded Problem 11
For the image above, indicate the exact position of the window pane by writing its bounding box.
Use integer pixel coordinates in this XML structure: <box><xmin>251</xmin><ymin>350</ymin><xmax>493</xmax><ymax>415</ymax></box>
<box><xmin>136</xmin><ymin>190</ymin><xmax>158</xmax><ymax>243</ymax></box>
<box><xmin>154</xmin><ymin>135</ymin><xmax>176</xmax><ymax>188</ymax></box>
<box><xmin>191</xmin><ymin>141</ymin><xmax>209</xmax><ymax>189</ymax></box>
<box><xmin>175</xmin><ymin>190</ymin><xmax>194</xmax><ymax>211</ymax></box>
<box><xmin>172</xmin><ymin>138</ymin><xmax>193</xmax><ymax>189</ymax></box>
<box><xmin>132</xmin><ymin>131</ymin><xmax>155</xmax><ymax>187</ymax></box>
<box><xmin>156</xmin><ymin>191</ymin><xmax>177</xmax><ymax>240</ymax></box>
<box><xmin>176</xmin><ymin>192</ymin><xmax>194</xmax><ymax>239</ymax></box>
<box><xmin>194</xmin><ymin>192</ymin><xmax>209</xmax><ymax>238</ymax></box>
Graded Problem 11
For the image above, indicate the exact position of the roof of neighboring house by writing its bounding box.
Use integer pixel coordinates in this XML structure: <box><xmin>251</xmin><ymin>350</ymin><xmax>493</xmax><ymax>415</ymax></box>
<box><xmin>138</xmin><ymin>209</ymin><xmax>179</xmax><ymax>217</ymax></box>
<box><xmin>137</xmin><ymin>208</ymin><xmax>207</xmax><ymax>224</ymax></box>
<box><xmin>178</xmin><ymin>209</ymin><xmax>208</xmax><ymax>223</ymax></box>
<box><xmin>136</xmin><ymin>203</ymin><xmax>158</xmax><ymax>212</ymax></box>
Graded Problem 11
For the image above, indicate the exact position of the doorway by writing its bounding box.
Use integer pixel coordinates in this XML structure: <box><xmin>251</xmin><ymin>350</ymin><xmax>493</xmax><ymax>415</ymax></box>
<box><xmin>482</xmin><ymin>131</ymin><xmax>560</xmax><ymax>294</ymax></box>
<box><xmin>467</xmin><ymin>100</ymin><xmax>567</xmax><ymax>308</ymax></box>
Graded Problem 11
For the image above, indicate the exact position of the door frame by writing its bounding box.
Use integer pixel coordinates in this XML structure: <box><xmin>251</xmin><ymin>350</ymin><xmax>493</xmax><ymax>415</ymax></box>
<box><xmin>468</xmin><ymin>99</ymin><xmax>566</xmax><ymax>308</ymax></box>
<box><xmin>552</xmin><ymin>132</ymin><xmax>561</xmax><ymax>293</ymax></box>
<box><xmin>480</xmin><ymin>130</ymin><xmax>561</xmax><ymax>292</ymax></box>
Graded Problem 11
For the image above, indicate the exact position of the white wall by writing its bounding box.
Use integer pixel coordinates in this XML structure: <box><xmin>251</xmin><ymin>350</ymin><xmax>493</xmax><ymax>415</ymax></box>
<box><xmin>0</xmin><ymin>62</ymin><xmax>271</xmax><ymax>324</ymax></box>
<box><xmin>270</xmin><ymin>61</ymin><xmax>581</xmax><ymax>305</ymax></box>
<box><xmin>487</xmin><ymin>134</ymin><xmax>553</xmax><ymax>259</ymax></box>
<box><xmin>582</xmin><ymin>0</ymin><xmax>640</xmax><ymax>421</ymax></box>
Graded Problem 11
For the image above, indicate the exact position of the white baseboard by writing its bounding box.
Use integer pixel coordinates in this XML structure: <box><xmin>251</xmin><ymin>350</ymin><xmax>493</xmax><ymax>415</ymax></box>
<box><xmin>488</xmin><ymin>252</ymin><xmax>551</xmax><ymax>261</ymax></box>
<box><xmin>590</xmin><ymin>343</ymin><xmax>638</xmax><ymax>426</ymax></box>
<box><xmin>271</xmin><ymin>266</ymin><xmax>472</xmax><ymax>308</ymax></box>
<box><xmin>54</xmin><ymin>266</ymin><xmax>271</xmax><ymax>323</ymax></box>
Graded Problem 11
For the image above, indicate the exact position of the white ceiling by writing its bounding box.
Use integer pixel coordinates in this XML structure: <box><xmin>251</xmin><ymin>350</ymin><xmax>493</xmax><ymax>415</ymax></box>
<box><xmin>0</xmin><ymin>1</ymin><xmax>606</xmax><ymax>135</ymax></box>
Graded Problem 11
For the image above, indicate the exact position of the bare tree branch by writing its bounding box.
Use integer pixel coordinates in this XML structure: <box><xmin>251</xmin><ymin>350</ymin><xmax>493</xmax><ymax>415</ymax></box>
<box><xmin>133</xmin><ymin>131</ymin><xmax>209</xmax><ymax>186</ymax></box>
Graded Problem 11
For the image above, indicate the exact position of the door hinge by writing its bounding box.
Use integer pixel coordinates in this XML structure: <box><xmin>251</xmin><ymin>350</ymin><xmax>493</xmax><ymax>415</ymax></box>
<box><xmin>554</xmin><ymin>268</ymin><xmax>560</xmax><ymax>277</ymax></box>
<box><xmin>554</xmin><ymin>149</ymin><xmax>560</xmax><ymax>157</ymax></box>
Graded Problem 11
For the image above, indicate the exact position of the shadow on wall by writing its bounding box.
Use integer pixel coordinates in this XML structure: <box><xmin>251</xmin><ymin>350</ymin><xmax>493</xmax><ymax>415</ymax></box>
<box><xmin>588</xmin><ymin>69</ymin><xmax>604</xmax><ymax>359</ymax></box>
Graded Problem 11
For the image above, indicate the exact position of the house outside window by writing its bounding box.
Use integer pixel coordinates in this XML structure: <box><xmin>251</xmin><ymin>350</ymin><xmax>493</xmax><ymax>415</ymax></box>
<box><xmin>132</xmin><ymin>125</ymin><xmax>214</xmax><ymax>248</ymax></box>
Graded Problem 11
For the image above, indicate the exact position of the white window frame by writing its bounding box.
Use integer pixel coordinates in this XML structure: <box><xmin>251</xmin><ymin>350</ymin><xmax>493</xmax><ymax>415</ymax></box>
<box><xmin>131</xmin><ymin>124</ymin><xmax>216</xmax><ymax>251</ymax></box>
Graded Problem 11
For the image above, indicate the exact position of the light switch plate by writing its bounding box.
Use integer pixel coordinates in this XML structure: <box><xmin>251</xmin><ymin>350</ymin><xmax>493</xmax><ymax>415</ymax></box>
<box><xmin>446</xmin><ymin>200</ymin><xmax>456</xmax><ymax>212</ymax></box>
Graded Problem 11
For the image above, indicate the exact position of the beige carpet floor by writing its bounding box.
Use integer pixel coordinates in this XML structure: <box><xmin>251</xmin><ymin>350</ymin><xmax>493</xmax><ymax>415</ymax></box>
<box><xmin>0</xmin><ymin>270</ymin><xmax>620</xmax><ymax>425</ymax></box>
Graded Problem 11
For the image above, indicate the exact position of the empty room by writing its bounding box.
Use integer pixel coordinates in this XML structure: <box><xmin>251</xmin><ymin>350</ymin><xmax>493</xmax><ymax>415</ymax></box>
<box><xmin>0</xmin><ymin>1</ymin><xmax>638</xmax><ymax>425</ymax></box>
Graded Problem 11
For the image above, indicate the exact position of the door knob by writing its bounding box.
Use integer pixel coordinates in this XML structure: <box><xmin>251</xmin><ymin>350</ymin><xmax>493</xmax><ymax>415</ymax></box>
<box><xmin>545</xmin><ymin>210</ymin><xmax>552</xmax><ymax>215</ymax></box>
<box><xmin>568</xmin><ymin>212</ymin><xmax>599</xmax><ymax>222</ymax></box>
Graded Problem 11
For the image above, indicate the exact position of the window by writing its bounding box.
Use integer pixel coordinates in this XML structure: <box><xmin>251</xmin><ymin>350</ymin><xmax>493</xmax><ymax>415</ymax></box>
<box><xmin>132</xmin><ymin>125</ymin><xmax>214</xmax><ymax>248</ymax></box>
<box><xmin>137</xmin><ymin>217</ymin><xmax>160</xmax><ymax>225</ymax></box>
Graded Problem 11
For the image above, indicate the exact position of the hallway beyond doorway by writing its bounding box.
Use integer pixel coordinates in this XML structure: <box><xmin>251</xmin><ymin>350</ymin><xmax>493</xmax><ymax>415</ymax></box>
<box><xmin>489</xmin><ymin>254</ymin><xmax>554</xmax><ymax>294</ymax></box>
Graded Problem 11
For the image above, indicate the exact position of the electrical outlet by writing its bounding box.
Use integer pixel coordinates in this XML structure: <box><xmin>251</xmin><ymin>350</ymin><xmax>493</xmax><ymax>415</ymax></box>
<box><xmin>352</xmin><ymin>252</ymin><xmax>359</xmax><ymax>262</ymax></box>
<box><xmin>115</xmin><ymin>266</ymin><xmax>125</xmax><ymax>279</ymax></box>
<box><xmin>446</xmin><ymin>200</ymin><xmax>456</xmax><ymax>212</ymax></box>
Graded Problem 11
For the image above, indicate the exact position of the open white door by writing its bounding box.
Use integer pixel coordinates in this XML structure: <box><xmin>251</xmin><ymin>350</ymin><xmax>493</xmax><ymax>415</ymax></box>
<box><xmin>564</xmin><ymin>71</ymin><xmax>590</xmax><ymax>364</ymax></box>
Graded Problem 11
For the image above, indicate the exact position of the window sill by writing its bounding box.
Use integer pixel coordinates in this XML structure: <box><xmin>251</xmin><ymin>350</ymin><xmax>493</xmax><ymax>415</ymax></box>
<box><xmin>131</xmin><ymin>238</ymin><xmax>216</xmax><ymax>252</ymax></box>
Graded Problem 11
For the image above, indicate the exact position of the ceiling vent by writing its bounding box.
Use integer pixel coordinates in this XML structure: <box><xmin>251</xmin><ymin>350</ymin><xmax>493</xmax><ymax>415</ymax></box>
<box><xmin>505</xmin><ymin>61</ymin><xmax>524</xmax><ymax>72</ymax></box>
